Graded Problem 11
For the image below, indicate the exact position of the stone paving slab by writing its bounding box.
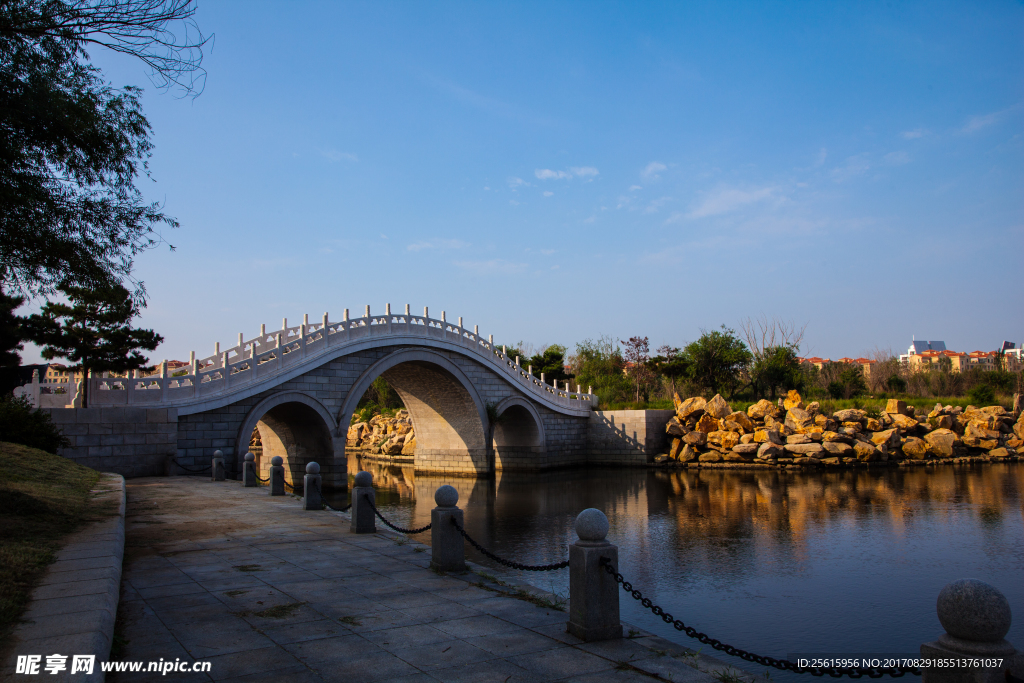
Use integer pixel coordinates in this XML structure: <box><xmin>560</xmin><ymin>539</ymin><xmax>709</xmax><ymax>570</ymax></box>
<box><xmin>2</xmin><ymin>473</ymin><xmax>126</xmax><ymax>683</ymax></box>
<box><xmin>110</xmin><ymin>478</ymin><xmax>761</xmax><ymax>683</ymax></box>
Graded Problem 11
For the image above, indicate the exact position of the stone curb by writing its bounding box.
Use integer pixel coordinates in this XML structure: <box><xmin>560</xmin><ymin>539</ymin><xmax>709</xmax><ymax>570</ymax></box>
<box><xmin>2</xmin><ymin>473</ymin><xmax>126</xmax><ymax>683</ymax></box>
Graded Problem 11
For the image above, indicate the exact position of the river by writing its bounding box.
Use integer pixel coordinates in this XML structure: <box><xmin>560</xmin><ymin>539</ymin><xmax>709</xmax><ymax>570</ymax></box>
<box><xmin>327</xmin><ymin>460</ymin><xmax>1024</xmax><ymax>680</ymax></box>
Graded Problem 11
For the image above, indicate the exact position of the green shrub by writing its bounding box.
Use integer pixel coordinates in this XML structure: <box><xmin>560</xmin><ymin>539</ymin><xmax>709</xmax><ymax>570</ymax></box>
<box><xmin>885</xmin><ymin>375</ymin><xmax>907</xmax><ymax>393</ymax></box>
<box><xmin>967</xmin><ymin>384</ymin><xmax>996</xmax><ymax>407</ymax></box>
<box><xmin>0</xmin><ymin>397</ymin><xmax>70</xmax><ymax>454</ymax></box>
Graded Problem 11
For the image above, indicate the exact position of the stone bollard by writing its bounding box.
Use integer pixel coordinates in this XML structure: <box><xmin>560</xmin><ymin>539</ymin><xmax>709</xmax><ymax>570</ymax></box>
<box><xmin>303</xmin><ymin>462</ymin><xmax>322</xmax><ymax>511</ymax></box>
<box><xmin>430</xmin><ymin>485</ymin><xmax>466</xmax><ymax>572</ymax></box>
<box><xmin>921</xmin><ymin>579</ymin><xmax>1022</xmax><ymax>683</ymax></box>
<box><xmin>269</xmin><ymin>456</ymin><xmax>285</xmax><ymax>496</ymax></box>
<box><xmin>567</xmin><ymin>508</ymin><xmax>622</xmax><ymax>642</ymax></box>
<box><xmin>350</xmin><ymin>471</ymin><xmax>376</xmax><ymax>533</ymax></box>
<box><xmin>242</xmin><ymin>452</ymin><xmax>258</xmax><ymax>487</ymax></box>
<box><xmin>211</xmin><ymin>450</ymin><xmax>225</xmax><ymax>481</ymax></box>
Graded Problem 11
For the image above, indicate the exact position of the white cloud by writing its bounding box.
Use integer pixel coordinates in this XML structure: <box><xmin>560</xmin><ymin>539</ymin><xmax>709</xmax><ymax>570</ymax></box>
<box><xmin>454</xmin><ymin>259</ymin><xmax>527</xmax><ymax>275</ymax></box>
<box><xmin>542</xmin><ymin>191</ymin><xmax>554</xmax><ymax>197</ymax></box>
<box><xmin>830</xmin><ymin>154</ymin><xmax>871</xmax><ymax>183</ymax></box>
<box><xmin>644</xmin><ymin>196</ymin><xmax>673</xmax><ymax>214</ymax></box>
<box><xmin>570</xmin><ymin>166</ymin><xmax>599</xmax><ymax>178</ymax></box>
<box><xmin>685</xmin><ymin>186</ymin><xmax>776</xmax><ymax>219</ymax></box>
<box><xmin>508</xmin><ymin>177</ymin><xmax>529</xmax><ymax>190</ymax></box>
<box><xmin>641</xmin><ymin>162</ymin><xmax>667</xmax><ymax>179</ymax></box>
<box><xmin>901</xmin><ymin>128</ymin><xmax>926</xmax><ymax>139</ymax></box>
<box><xmin>319</xmin><ymin>149</ymin><xmax>358</xmax><ymax>162</ymax></box>
<box><xmin>535</xmin><ymin>169</ymin><xmax>572</xmax><ymax>180</ymax></box>
<box><xmin>540</xmin><ymin>249</ymin><xmax>556</xmax><ymax>255</ymax></box>
<box><xmin>629</xmin><ymin>185</ymin><xmax>642</xmax><ymax>191</ymax></box>
<box><xmin>962</xmin><ymin>104</ymin><xmax>1022</xmax><ymax>133</ymax></box>
<box><xmin>380</xmin><ymin>234</ymin><xmax>388</xmax><ymax>240</ymax></box>
<box><xmin>884</xmin><ymin>151</ymin><xmax>910</xmax><ymax>165</ymax></box>
<box><xmin>407</xmin><ymin>239</ymin><xmax>468</xmax><ymax>252</ymax></box>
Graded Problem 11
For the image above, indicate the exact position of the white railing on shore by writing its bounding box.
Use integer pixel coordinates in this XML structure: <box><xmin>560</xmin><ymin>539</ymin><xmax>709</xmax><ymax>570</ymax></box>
<box><xmin>84</xmin><ymin>305</ymin><xmax>597</xmax><ymax>412</ymax></box>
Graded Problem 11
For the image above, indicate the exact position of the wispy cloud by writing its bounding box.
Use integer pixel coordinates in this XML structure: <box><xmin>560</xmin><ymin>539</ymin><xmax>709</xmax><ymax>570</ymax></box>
<box><xmin>642</xmin><ymin>162</ymin><xmax>667</xmax><ymax>179</ymax></box>
<box><xmin>815</xmin><ymin>148</ymin><xmax>828</xmax><ymax>166</ymax></box>
<box><xmin>508</xmin><ymin>177</ymin><xmax>530</xmax><ymax>190</ymax></box>
<box><xmin>961</xmin><ymin>104</ymin><xmax>1023</xmax><ymax>133</ymax></box>
<box><xmin>684</xmin><ymin>185</ymin><xmax>776</xmax><ymax>219</ymax></box>
<box><xmin>831</xmin><ymin>154</ymin><xmax>872</xmax><ymax>183</ymax></box>
<box><xmin>319</xmin><ymin>149</ymin><xmax>358</xmax><ymax>162</ymax></box>
<box><xmin>884</xmin><ymin>151</ymin><xmax>910</xmax><ymax>165</ymax></box>
<box><xmin>644</xmin><ymin>196</ymin><xmax>673</xmax><ymax>214</ymax></box>
<box><xmin>454</xmin><ymin>259</ymin><xmax>527</xmax><ymax>275</ymax></box>
<box><xmin>542</xmin><ymin>191</ymin><xmax>554</xmax><ymax>197</ymax></box>
<box><xmin>901</xmin><ymin>128</ymin><xmax>927</xmax><ymax>139</ymax></box>
<box><xmin>535</xmin><ymin>169</ymin><xmax>572</xmax><ymax>180</ymax></box>
<box><xmin>570</xmin><ymin>166</ymin><xmax>599</xmax><ymax>178</ymax></box>
<box><xmin>629</xmin><ymin>185</ymin><xmax>642</xmax><ymax>191</ymax></box>
<box><xmin>407</xmin><ymin>239</ymin><xmax>468</xmax><ymax>252</ymax></box>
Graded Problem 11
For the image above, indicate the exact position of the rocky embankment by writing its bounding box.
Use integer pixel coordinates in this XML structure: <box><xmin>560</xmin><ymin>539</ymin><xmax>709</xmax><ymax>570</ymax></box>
<box><xmin>347</xmin><ymin>411</ymin><xmax>416</xmax><ymax>457</ymax></box>
<box><xmin>659</xmin><ymin>391</ymin><xmax>1023</xmax><ymax>468</ymax></box>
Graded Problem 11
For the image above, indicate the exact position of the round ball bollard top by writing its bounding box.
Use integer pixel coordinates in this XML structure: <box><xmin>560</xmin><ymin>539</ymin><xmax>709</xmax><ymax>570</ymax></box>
<box><xmin>434</xmin><ymin>485</ymin><xmax>458</xmax><ymax>508</ymax></box>
<box><xmin>354</xmin><ymin>471</ymin><xmax>373</xmax><ymax>487</ymax></box>
<box><xmin>214</xmin><ymin>450</ymin><xmax>224</xmax><ymax>458</ymax></box>
<box><xmin>271</xmin><ymin>456</ymin><xmax>283</xmax><ymax>466</ymax></box>
<box><xmin>306</xmin><ymin>461</ymin><xmax>320</xmax><ymax>475</ymax></box>
<box><xmin>244</xmin><ymin>452</ymin><xmax>255</xmax><ymax>462</ymax></box>
<box><xmin>937</xmin><ymin>579</ymin><xmax>1012</xmax><ymax>642</ymax></box>
<box><xmin>575</xmin><ymin>508</ymin><xmax>610</xmax><ymax>542</ymax></box>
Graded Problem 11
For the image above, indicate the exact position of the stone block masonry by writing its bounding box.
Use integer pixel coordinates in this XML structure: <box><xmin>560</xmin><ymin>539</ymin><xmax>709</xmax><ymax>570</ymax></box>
<box><xmin>587</xmin><ymin>410</ymin><xmax>676</xmax><ymax>465</ymax></box>
<box><xmin>43</xmin><ymin>408</ymin><xmax>178</xmax><ymax>478</ymax></box>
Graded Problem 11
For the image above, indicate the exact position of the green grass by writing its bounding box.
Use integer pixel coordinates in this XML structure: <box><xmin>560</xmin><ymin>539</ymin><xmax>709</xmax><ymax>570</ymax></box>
<box><xmin>0</xmin><ymin>441</ymin><xmax>111</xmax><ymax>640</ymax></box>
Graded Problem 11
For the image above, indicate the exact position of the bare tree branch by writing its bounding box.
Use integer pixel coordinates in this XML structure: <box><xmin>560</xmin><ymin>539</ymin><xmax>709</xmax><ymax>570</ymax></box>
<box><xmin>739</xmin><ymin>314</ymin><xmax>807</xmax><ymax>360</ymax></box>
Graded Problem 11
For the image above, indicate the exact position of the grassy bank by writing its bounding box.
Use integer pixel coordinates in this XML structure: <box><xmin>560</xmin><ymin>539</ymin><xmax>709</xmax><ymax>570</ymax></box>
<box><xmin>0</xmin><ymin>442</ymin><xmax>112</xmax><ymax>639</ymax></box>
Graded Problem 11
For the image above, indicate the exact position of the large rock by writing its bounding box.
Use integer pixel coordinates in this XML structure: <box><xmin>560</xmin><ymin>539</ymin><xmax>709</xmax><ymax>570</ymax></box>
<box><xmin>747</xmin><ymin>399</ymin><xmax>776</xmax><ymax>420</ymax></box>
<box><xmin>679</xmin><ymin>444</ymin><xmax>699</xmax><ymax>463</ymax></box>
<box><xmin>677</xmin><ymin>396</ymin><xmax>707</xmax><ymax>420</ymax></box>
<box><xmin>757</xmin><ymin>443</ymin><xmax>782</xmax><ymax>459</ymax></box>
<box><xmin>783</xmin><ymin>389</ymin><xmax>803</xmax><ymax>411</ymax></box>
<box><xmin>864</xmin><ymin>417</ymin><xmax>882</xmax><ymax>431</ymax></box>
<box><xmin>695</xmin><ymin>413</ymin><xmax>719</xmax><ymax>434</ymax></box>
<box><xmin>853</xmin><ymin>440</ymin><xmax>880</xmax><ymax>461</ymax></box>
<box><xmin>822</xmin><ymin>441</ymin><xmax>853</xmax><ymax>456</ymax></box>
<box><xmin>988</xmin><ymin>447</ymin><xmax>1010</xmax><ymax>458</ymax></box>
<box><xmin>727</xmin><ymin>411</ymin><xmax>754</xmax><ymax>432</ymax></box>
<box><xmin>885</xmin><ymin>399</ymin><xmax>909</xmax><ymax>416</ymax></box>
<box><xmin>924</xmin><ymin>429</ymin><xmax>957</xmax><ymax>458</ymax></box>
<box><xmin>1015</xmin><ymin>422</ymin><xmax>1024</xmax><ymax>441</ymax></box>
<box><xmin>903</xmin><ymin>437</ymin><xmax>930</xmax><ymax>460</ymax></box>
<box><xmin>784</xmin><ymin>442</ymin><xmax>824</xmax><ymax>455</ymax></box>
<box><xmin>401</xmin><ymin>435</ymin><xmax>416</xmax><ymax>455</ymax></box>
<box><xmin>786</xmin><ymin>434</ymin><xmax>811</xmax><ymax>445</ymax></box>
<box><xmin>891</xmin><ymin>414</ymin><xmax>920</xmax><ymax>431</ymax></box>
<box><xmin>683</xmin><ymin>431</ymin><xmax>708</xmax><ymax>446</ymax></box>
<box><xmin>822</xmin><ymin>431</ymin><xmax>852</xmax><ymax>444</ymax></box>
<box><xmin>722</xmin><ymin>419</ymin><xmax>744</xmax><ymax>434</ymax></box>
<box><xmin>871</xmin><ymin>428</ymin><xmax>901</xmax><ymax>449</ymax></box>
<box><xmin>753</xmin><ymin>429</ymin><xmax>782</xmax><ymax>445</ymax></box>
<box><xmin>833</xmin><ymin>408</ymin><xmax>867</xmax><ymax>423</ymax></box>
<box><xmin>698</xmin><ymin>452</ymin><xmax>722</xmax><ymax>463</ymax></box>
<box><xmin>665</xmin><ymin>417</ymin><xmax>688</xmax><ymax>436</ymax></box>
<box><xmin>705</xmin><ymin>394</ymin><xmax>731</xmax><ymax>419</ymax></box>
<box><xmin>669</xmin><ymin>438</ymin><xmax>684</xmax><ymax>460</ymax></box>
<box><xmin>708</xmin><ymin>430</ymin><xmax>740</xmax><ymax>450</ymax></box>
<box><xmin>732</xmin><ymin>443</ymin><xmax>759</xmax><ymax>455</ymax></box>
<box><xmin>723</xmin><ymin>452</ymin><xmax>753</xmax><ymax>463</ymax></box>
<box><xmin>785</xmin><ymin>407</ymin><xmax>815</xmax><ymax>434</ymax></box>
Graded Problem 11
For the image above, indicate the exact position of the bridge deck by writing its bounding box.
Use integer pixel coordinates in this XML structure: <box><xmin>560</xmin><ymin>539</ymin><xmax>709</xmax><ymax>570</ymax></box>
<box><xmin>116</xmin><ymin>478</ymin><xmax>740</xmax><ymax>682</ymax></box>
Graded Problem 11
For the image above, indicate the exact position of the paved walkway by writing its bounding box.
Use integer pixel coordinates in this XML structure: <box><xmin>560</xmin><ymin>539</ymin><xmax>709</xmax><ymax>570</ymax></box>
<box><xmin>116</xmin><ymin>478</ymin><xmax>750</xmax><ymax>683</ymax></box>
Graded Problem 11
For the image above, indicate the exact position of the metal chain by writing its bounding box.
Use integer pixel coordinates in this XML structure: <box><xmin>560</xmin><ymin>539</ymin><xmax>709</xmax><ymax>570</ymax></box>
<box><xmin>313</xmin><ymin>481</ymin><xmax>351</xmax><ymax>512</ymax></box>
<box><xmin>283</xmin><ymin>479</ymin><xmax>297</xmax><ymax>492</ymax></box>
<box><xmin>366</xmin><ymin>497</ymin><xmax>432</xmax><ymax>534</ymax></box>
<box><xmin>173</xmin><ymin>459</ymin><xmax>211</xmax><ymax>473</ymax></box>
<box><xmin>450</xmin><ymin>517</ymin><xmax>568</xmax><ymax>571</ymax></box>
<box><xmin>599</xmin><ymin>558</ymin><xmax>921</xmax><ymax>679</ymax></box>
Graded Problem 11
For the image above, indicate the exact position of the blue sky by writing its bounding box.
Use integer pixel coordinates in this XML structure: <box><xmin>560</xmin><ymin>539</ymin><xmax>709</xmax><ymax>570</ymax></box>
<box><xmin>23</xmin><ymin>1</ymin><xmax>1024</xmax><ymax>364</ymax></box>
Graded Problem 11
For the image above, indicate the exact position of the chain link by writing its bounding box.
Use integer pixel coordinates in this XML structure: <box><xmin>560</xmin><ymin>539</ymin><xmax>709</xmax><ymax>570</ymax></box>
<box><xmin>313</xmin><ymin>481</ymin><xmax>351</xmax><ymax>512</ymax></box>
<box><xmin>599</xmin><ymin>558</ymin><xmax>920</xmax><ymax>679</ymax></box>
<box><xmin>366</xmin><ymin>497</ymin><xmax>432</xmax><ymax>534</ymax></box>
<box><xmin>450</xmin><ymin>517</ymin><xmax>568</xmax><ymax>571</ymax></box>
<box><xmin>172</xmin><ymin>459</ymin><xmax>211</xmax><ymax>473</ymax></box>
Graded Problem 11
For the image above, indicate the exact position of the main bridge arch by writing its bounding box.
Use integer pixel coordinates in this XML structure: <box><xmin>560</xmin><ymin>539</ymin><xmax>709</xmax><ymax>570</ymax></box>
<box><xmin>340</xmin><ymin>349</ymin><xmax>491</xmax><ymax>474</ymax></box>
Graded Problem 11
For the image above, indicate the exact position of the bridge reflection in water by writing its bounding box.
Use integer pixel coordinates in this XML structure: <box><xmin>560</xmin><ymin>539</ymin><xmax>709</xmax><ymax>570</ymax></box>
<box><xmin>328</xmin><ymin>460</ymin><xmax>1024</xmax><ymax>681</ymax></box>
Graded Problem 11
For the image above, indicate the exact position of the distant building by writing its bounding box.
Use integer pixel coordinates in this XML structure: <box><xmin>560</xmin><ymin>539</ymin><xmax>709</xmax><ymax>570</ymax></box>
<box><xmin>43</xmin><ymin>363</ymin><xmax>84</xmax><ymax>384</ymax></box>
<box><xmin>899</xmin><ymin>339</ymin><xmax>946</xmax><ymax>364</ymax></box>
<box><xmin>836</xmin><ymin>357</ymin><xmax>877</xmax><ymax>377</ymax></box>
<box><xmin>797</xmin><ymin>356</ymin><xmax>832</xmax><ymax>371</ymax></box>
<box><xmin>896</xmin><ymin>338</ymin><xmax>1021</xmax><ymax>373</ymax></box>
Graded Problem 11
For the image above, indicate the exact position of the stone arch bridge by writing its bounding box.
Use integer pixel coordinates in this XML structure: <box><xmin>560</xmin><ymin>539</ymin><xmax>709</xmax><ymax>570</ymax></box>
<box><xmin>85</xmin><ymin>305</ymin><xmax>597</xmax><ymax>487</ymax></box>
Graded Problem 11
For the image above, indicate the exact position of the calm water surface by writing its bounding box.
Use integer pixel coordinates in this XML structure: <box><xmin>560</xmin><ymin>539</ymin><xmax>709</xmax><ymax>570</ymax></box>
<box><xmin>329</xmin><ymin>461</ymin><xmax>1024</xmax><ymax>679</ymax></box>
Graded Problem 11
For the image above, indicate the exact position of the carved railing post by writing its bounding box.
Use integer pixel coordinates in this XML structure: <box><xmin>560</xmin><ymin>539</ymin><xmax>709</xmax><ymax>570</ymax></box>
<box><xmin>269</xmin><ymin>456</ymin><xmax>285</xmax><ymax>495</ymax></box>
<box><xmin>211</xmin><ymin>450</ymin><xmax>225</xmax><ymax>481</ymax></box>
<box><xmin>303</xmin><ymin>462</ymin><xmax>322</xmax><ymax>510</ymax></box>
<box><xmin>243</xmin><ymin>452</ymin><xmax>258</xmax><ymax>487</ymax></box>
<box><xmin>350</xmin><ymin>471</ymin><xmax>376</xmax><ymax>533</ymax></box>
